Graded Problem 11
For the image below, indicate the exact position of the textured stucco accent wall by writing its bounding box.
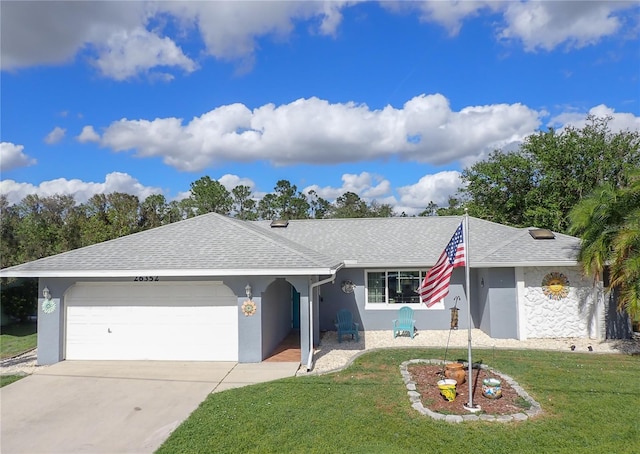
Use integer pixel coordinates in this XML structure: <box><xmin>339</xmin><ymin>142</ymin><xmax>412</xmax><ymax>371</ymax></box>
<box><xmin>522</xmin><ymin>267</ymin><xmax>603</xmax><ymax>339</ymax></box>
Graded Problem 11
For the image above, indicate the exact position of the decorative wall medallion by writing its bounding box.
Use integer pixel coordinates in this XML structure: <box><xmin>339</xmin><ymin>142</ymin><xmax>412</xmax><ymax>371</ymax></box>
<box><xmin>542</xmin><ymin>272</ymin><xmax>570</xmax><ymax>300</ymax></box>
<box><xmin>341</xmin><ymin>280</ymin><xmax>355</xmax><ymax>294</ymax></box>
<box><xmin>42</xmin><ymin>299</ymin><xmax>56</xmax><ymax>314</ymax></box>
<box><xmin>241</xmin><ymin>299</ymin><xmax>257</xmax><ymax>316</ymax></box>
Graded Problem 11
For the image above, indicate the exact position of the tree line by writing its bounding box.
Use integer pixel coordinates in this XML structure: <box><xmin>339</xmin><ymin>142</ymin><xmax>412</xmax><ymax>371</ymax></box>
<box><xmin>0</xmin><ymin>179</ymin><xmax>394</xmax><ymax>269</ymax></box>
<box><xmin>438</xmin><ymin>116</ymin><xmax>640</xmax><ymax>233</ymax></box>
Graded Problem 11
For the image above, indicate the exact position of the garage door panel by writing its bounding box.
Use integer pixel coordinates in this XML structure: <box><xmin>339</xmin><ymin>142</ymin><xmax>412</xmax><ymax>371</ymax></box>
<box><xmin>67</xmin><ymin>283</ymin><xmax>235</xmax><ymax>304</ymax></box>
<box><xmin>65</xmin><ymin>283</ymin><xmax>238</xmax><ymax>361</ymax></box>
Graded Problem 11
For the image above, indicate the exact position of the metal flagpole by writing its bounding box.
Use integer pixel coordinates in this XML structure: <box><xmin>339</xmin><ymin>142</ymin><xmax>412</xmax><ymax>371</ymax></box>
<box><xmin>463</xmin><ymin>209</ymin><xmax>480</xmax><ymax>412</ymax></box>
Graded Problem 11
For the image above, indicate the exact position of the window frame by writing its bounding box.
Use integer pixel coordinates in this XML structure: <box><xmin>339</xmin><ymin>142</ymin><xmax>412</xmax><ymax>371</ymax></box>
<box><xmin>364</xmin><ymin>269</ymin><xmax>446</xmax><ymax>310</ymax></box>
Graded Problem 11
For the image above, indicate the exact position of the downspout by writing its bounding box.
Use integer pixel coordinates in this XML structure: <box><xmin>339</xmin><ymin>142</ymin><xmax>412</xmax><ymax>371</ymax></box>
<box><xmin>306</xmin><ymin>266</ymin><xmax>344</xmax><ymax>371</ymax></box>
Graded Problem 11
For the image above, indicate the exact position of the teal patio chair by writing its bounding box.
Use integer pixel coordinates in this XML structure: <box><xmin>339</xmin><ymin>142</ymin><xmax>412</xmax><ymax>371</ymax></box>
<box><xmin>393</xmin><ymin>306</ymin><xmax>416</xmax><ymax>339</ymax></box>
<box><xmin>335</xmin><ymin>309</ymin><xmax>360</xmax><ymax>343</ymax></box>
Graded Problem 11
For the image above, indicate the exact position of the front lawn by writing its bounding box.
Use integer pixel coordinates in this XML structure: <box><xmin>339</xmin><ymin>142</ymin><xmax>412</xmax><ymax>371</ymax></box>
<box><xmin>158</xmin><ymin>348</ymin><xmax>639</xmax><ymax>454</ymax></box>
<box><xmin>0</xmin><ymin>374</ymin><xmax>26</xmax><ymax>387</ymax></box>
<box><xmin>1</xmin><ymin>322</ymin><xmax>37</xmax><ymax>359</ymax></box>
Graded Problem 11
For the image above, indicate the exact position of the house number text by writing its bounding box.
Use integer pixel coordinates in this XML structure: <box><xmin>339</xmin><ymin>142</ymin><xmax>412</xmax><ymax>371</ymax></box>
<box><xmin>133</xmin><ymin>276</ymin><xmax>160</xmax><ymax>282</ymax></box>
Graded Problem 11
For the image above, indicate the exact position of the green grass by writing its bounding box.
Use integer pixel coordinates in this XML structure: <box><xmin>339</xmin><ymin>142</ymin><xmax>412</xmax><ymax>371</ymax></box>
<box><xmin>0</xmin><ymin>374</ymin><xmax>26</xmax><ymax>387</ymax></box>
<box><xmin>1</xmin><ymin>322</ymin><xmax>37</xmax><ymax>359</ymax></box>
<box><xmin>157</xmin><ymin>348</ymin><xmax>640</xmax><ymax>454</ymax></box>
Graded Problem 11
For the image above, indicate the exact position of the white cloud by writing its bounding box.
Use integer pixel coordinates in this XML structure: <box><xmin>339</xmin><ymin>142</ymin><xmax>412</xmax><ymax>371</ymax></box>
<box><xmin>0</xmin><ymin>166</ymin><xmax>461</xmax><ymax>216</ymax></box>
<box><xmin>0</xmin><ymin>1</ymin><xmax>146</xmax><ymax>70</ymax></box>
<box><xmin>0</xmin><ymin>1</ymin><xmax>194</xmax><ymax>80</ymax></box>
<box><xmin>166</xmin><ymin>1</ymin><xmax>344</xmax><ymax>62</ymax></box>
<box><xmin>405</xmin><ymin>1</ymin><xmax>498</xmax><ymax>36</ymax></box>
<box><xmin>2</xmin><ymin>1</ymin><xmax>636</xmax><ymax>79</ymax></box>
<box><xmin>396</xmin><ymin>170</ymin><xmax>462</xmax><ymax>215</ymax></box>
<box><xmin>342</xmin><ymin>172</ymin><xmax>391</xmax><ymax>199</ymax></box>
<box><xmin>218</xmin><ymin>174</ymin><xmax>256</xmax><ymax>192</ymax></box>
<box><xmin>0</xmin><ymin>142</ymin><xmax>37</xmax><ymax>172</ymax></box>
<box><xmin>499</xmin><ymin>1</ymin><xmax>629</xmax><ymax>51</ymax></box>
<box><xmin>549</xmin><ymin>105</ymin><xmax>640</xmax><ymax>132</ymax></box>
<box><xmin>0</xmin><ymin>172</ymin><xmax>162</xmax><ymax>206</ymax></box>
<box><xmin>44</xmin><ymin>127</ymin><xmax>66</xmax><ymax>144</ymax></box>
<box><xmin>302</xmin><ymin>170</ymin><xmax>464</xmax><ymax>215</ymax></box>
<box><xmin>0</xmin><ymin>1</ymin><xmax>346</xmax><ymax>79</ymax></box>
<box><xmin>387</xmin><ymin>0</ymin><xmax>637</xmax><ymax>52</ymax></box>
<box><xmin>92</xmin><ymin>27</ymin><xmax>197</xmax><ymax>81</ymax></box>
<box><xmin>77</xmin><ymin>126</ymin><xmax>101</xmax><ymax>143</ymax></box>
<box><xmin>316</xmin><ymin>1</ymin><xmax>349</xmax><ymax>36</ymax></box>
<box><xmin>303</xmin><ymin>172</ymin><xmax>392</xmax><ymax>202</ymax></box>
<box><xmin>98</xmin><ymin>94</ymin><xmax>541</xmax><ymax>171</ymax></box>
<box><xmin>172</xmin><ymin>190</ymin><xmax>191</xmax><ymax>202</ymax></box>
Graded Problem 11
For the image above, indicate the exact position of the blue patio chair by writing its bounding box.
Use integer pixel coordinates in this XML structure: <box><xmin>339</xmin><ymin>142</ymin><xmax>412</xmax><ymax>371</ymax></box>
<box><xmin>393</xmin><ymin>306</ymin><xmax>416</xmax><ymax>339</ymax></box>
<box><xmin>335</xmin><ymin>309</ymin><xmax>360</xmax><ymax>343</ymax></box>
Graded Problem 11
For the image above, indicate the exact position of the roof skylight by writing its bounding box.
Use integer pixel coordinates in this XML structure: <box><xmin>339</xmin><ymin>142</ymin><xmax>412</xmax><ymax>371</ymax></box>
<box><xmin>529</xmin><ymin>229</ymin><xmax>555</xmax><ymax>239</ymax></box>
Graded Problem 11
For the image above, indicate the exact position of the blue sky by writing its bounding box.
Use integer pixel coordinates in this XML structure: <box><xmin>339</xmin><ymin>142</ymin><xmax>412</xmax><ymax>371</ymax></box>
<box><xmin>1</xmin><ymin>1</ymin><xmax>639</xmax><ymax>215</ymax></box>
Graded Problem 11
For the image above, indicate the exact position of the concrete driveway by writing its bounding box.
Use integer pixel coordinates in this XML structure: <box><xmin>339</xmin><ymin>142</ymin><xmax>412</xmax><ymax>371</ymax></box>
<box><xmin>0</xmin><ymin>360</ymin><xmax>299</xmax><ymax>454</ymax></box>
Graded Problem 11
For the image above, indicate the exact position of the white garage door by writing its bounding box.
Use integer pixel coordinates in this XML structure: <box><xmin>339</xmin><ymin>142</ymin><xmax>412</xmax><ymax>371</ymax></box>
<box><xmin>65</xmin><ymin>282</ymin><xmax>238</xmax><ymax>361</ymax></box>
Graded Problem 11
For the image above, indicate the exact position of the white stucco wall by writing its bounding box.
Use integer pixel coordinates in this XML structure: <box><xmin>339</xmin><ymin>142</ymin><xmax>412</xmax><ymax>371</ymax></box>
<box><xmin>521</xmin><ymin>267</ymin><xmax>604</xmax><ymax>339</ymax></box>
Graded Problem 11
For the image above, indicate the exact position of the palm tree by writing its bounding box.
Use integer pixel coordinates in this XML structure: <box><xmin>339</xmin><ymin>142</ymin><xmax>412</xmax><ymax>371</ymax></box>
<box><xmin>608</xmin><ymin>180</ymin><xmax>640</xmax><ymax>323</ymax></box>
<box><xmin>569</xmin><ymin>169</ymin><xmax>640</xmax><ymax>323</ymax></box>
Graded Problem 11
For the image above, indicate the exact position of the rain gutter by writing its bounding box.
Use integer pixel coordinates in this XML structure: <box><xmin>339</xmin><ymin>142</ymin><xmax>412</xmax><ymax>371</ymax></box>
<box><xmin>306</xmin><ymin>264</ymin><xmax>344</xmax><ymax>371</ymax></box>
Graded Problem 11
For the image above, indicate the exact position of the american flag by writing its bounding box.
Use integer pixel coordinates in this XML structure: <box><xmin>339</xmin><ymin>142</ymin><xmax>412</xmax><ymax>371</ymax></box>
<box><xmin>419</xmin><ymin>222</ymin><xmax>465</xmax><ymax>307</ymax></box>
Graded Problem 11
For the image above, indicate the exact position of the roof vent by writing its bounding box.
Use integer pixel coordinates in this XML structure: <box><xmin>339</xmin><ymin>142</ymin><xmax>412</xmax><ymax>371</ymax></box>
<box><xmin>529</xmin><ymin>228</ymin><xmax>555</xmax><ymax>239</ymax></box>
<box><xmin>270</xmin><ymin>219</ymin><xmax>289</xmax><ymax>228</ymax></box>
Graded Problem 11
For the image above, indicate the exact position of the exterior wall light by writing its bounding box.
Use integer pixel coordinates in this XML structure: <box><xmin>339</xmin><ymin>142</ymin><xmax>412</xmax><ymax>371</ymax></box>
<box><xmin>242</xmin><ymin>284</ymin><xmax>257</xmax><ymax>316</ymax></box>
<box><xmin>42</xmin><ymin>287</ymin><xmax>56</xmax><ymax>314</ymax></box>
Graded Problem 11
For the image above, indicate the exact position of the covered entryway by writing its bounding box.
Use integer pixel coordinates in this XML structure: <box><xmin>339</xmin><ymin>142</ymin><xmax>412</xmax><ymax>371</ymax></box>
<box><xmin>261</xmin><ymin>279</ymin><xmax>301</xmax><ymax>361</ymax></box>
<box><xmin>65</xmin><ymin>282</ymin><xmax>238</xmax><ymax>361</ymax></box>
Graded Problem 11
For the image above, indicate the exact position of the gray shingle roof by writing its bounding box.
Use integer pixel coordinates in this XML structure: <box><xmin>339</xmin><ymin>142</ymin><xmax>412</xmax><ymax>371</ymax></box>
<box><xmin>0</xmin><ymin>213</ymin><xmax>341</xmax><ymax>277</ymax></box>
<box><xmin>253</xmin><ymin>216</ymin><xmax>581</xmax><ymax>268</ymax></box>
<box><xmin>0</xmin><ymin>214</ymin><xmax>581</xmax><ymax>277</ymax></box>
<box><xmin>473</xmin><ymin>227</ymin><xmax>580</xmax><ymax>266</ymax></box>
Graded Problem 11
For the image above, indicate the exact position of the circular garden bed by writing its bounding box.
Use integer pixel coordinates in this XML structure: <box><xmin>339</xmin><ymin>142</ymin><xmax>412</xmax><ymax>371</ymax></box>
<box><xmin>401</xmin><ymin>359</ymin><xmax>542</xmax><ymax>422</ymax></box>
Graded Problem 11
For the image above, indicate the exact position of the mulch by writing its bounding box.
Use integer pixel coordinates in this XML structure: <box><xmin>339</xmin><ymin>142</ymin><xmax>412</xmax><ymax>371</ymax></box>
<box><xmin>407</xmin><ymin>364</ymin><xmax>528</xmax><ymax>415</ymax></box>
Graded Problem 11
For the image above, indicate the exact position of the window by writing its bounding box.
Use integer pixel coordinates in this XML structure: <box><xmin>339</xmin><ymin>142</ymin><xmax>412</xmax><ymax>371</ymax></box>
<box><xmin>366</xmin><ymin>270</ymin><xmax>426</xmax><ymax>305</ymax></box>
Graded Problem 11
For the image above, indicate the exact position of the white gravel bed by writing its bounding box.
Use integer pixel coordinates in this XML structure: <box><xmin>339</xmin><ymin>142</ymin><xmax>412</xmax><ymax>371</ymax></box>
<box><xmin>0</xmin><ymin>349</ymin><xmax>41</xmax><ymax>376</ymax></box>
<box><xmin>306</xmin><ymin>329</ymin><xmax>640</xmax><ymax>375</ymax></box>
